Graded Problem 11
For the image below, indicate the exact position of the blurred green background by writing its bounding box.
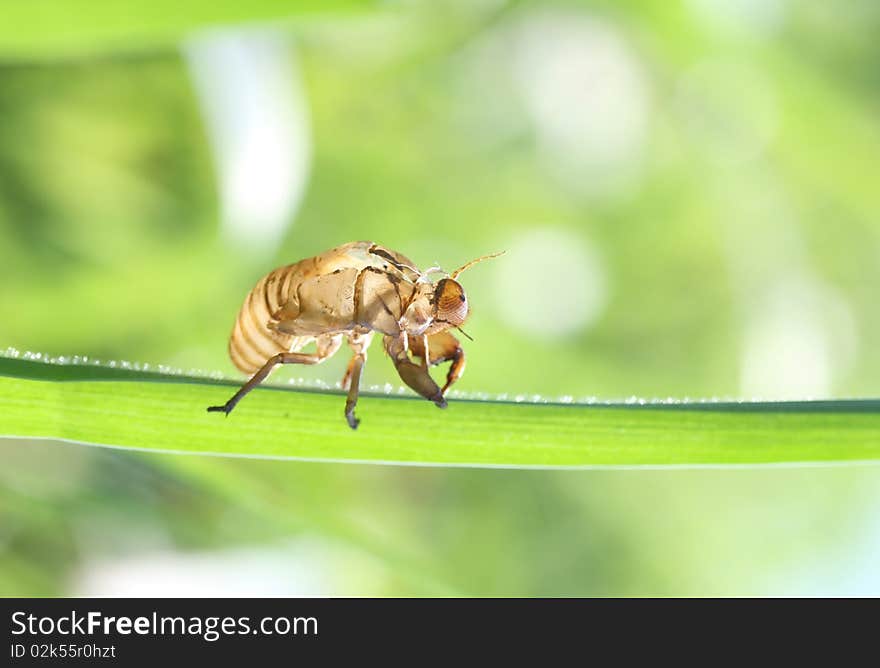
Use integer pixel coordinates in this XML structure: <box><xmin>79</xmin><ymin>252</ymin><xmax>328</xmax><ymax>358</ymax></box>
<box><xmin>2</xmin><ymin>0</ymin><xmax>880</xmax><ymax>595</ymax></box>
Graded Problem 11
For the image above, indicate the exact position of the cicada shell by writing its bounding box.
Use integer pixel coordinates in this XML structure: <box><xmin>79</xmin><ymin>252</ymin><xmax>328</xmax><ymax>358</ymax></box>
<box><xmin>208</xmin><ymin>241</ymin><xmax>502</xmax><ymax>429</ymax></box>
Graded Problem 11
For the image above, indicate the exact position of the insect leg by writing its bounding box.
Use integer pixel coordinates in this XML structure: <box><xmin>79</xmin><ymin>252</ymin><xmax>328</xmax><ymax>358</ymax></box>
<box><xmin>384</xmin><ymin>335</ymin><xmax>447</xmax><ymax>409</ymax></box>
<box><xmin>408</xmin><ymin>331</ymin><xmax>465</xmax><ymax>396</ymax></box>
<box><xmin>341</xmin><ymin>331</ymin><xmax>373</xmax><ymax>430</ymax></box>
<box><xmin>432</xmin><ymin>332</ymin><xmax>465</xmax><ymax>395</ymax></box>
<box><xmin>343</xmin><ymin>355</ymin><xmax>365</xmax><ymax>430</ymax></box>
<box><xmin>440</xmin><ymin>347</ymin><xmax>465</xmax><ymax>395</ymax></box>
<box><xmin>208</xmin><ymin>335</ymin><xmax>342</xmax><ymax>415</ymax></box>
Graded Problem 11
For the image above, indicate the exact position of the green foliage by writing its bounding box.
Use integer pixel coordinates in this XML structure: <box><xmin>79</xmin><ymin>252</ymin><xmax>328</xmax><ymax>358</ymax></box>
<box><xmin>0</xmin><ymin>0</ymin><xmax>374</xmax><ymax>58</ymax></box>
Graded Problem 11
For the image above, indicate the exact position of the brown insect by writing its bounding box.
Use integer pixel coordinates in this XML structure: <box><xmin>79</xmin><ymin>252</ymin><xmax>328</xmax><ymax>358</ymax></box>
<box><xmin>207</xmin><ymin>241</ymin><xmax>502</xmax><ymax>429</ymax></box>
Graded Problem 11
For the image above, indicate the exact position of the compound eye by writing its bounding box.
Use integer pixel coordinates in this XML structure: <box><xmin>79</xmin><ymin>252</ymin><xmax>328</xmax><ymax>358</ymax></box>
<box><xmin>434</xmin><ymin>279</ymin><xmax>468</xmax><ymax>327</ymax></box>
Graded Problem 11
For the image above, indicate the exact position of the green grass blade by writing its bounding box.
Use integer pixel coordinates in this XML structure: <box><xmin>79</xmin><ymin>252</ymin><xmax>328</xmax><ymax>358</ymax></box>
<box><xmin>1</xmin><ymin>356</ymin><xmax>878</xmax><ymax>468</ymax></box>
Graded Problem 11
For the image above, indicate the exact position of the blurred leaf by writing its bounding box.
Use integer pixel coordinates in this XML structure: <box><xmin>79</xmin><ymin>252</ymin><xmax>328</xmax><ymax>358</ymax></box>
<box><xmin>0</xmin><ymin>0</ymin><xmax>376</xmax><ymax>59</ymax></box>
<box><xmin>2</xmin><ymin>356</ymin><xmax>879</xmax><ymax>467</ymax></box>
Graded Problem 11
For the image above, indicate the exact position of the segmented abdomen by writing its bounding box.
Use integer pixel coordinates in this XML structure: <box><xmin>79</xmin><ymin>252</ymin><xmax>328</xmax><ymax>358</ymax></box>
<box><xmin>228</xmin><ymin>264</ymin><xmax>304</xmax><ymax>374</ymax></box>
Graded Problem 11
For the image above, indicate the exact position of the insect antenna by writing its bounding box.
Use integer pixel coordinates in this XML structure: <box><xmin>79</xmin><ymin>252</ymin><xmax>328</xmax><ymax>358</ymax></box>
<box><xmin>456</xmin><ymin>326</ymin><xmax>474</xmax><ymax>341</ymax></box>
<box><xmin>450</xmin><ymin>250</ymin><xmax>506</xmax><ymax>279</ymax></box>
